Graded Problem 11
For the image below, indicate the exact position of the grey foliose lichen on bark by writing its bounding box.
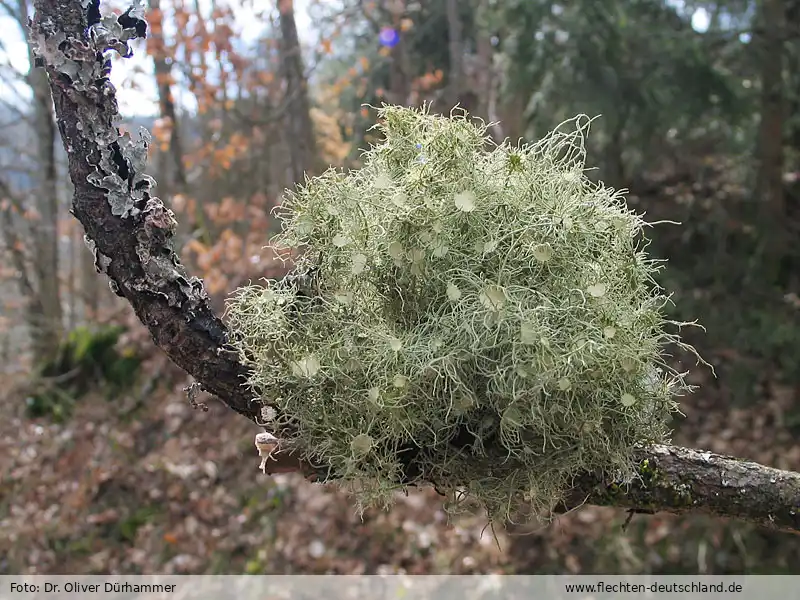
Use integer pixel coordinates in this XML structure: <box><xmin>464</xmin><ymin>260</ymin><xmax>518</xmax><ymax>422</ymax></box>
<box><xmin>32</xmin><ymin>0</ymin><xmax>207</xmax><ymax>307</ymax></box>
<box><xmin>31</xmin><ymin>0</ymin><xmax>150</xmax><ymax>219</ymax></box>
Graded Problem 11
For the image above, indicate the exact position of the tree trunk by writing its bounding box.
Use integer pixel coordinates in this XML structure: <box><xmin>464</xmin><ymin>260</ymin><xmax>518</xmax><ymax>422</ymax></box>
<box><xmin>386</xmin><ymin>0</ymin><xmax>412</xmax><ymax>106</ymax></box>
<box><xmin>756</xmin><ymin>0</ymin><xmax>786</xmax><ymax>275</ymax></box>
<box><xmin>474</xmin><ymin>31</ymin><xmax>494</xmax><ymax>120</ymax></box>
<box><xmin>605</xmin><ymin>123</ymin><xmax>627</xmax><ymax>187</ymax></box>
<box><xmin>278</xmin><ymin>0</ymin><xmax>318</xmax><ymax>183</ymax></box>
<box><xmin>20</xmin><ymin>0</ymin><xmax>63</xmax><ymax>364</ymax></box>
<box><xmin>0</xmin><ymin>180</ymin><xmax>44</xmax><ymax>355</ymax></box>
<box><xmin>445</xmin><ymin>0</ymin><xmax>462</xmax><ymax>110</ymax></box>
<box><xmin>784</xmin><ymin>0</ymin><xmax>799</xmax><ymax>265</ymax></box>
<box><xmin>148</xmin><ymin>0</ymin><xmax>187</xmax><ymax>194</ymax></box>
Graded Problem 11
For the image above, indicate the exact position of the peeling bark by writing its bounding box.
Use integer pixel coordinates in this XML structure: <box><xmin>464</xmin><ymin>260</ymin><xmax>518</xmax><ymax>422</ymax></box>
<box><xmin>30</xmin><ymin>0</ymin><xmax>800</xmax><ymax>534</ymax></box>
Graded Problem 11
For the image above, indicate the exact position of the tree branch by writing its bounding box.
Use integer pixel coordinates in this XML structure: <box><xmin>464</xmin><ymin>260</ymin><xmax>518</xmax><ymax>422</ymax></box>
<box><xmin>257</xmin><ymin>442</ymin><xmax>800</xmax><ymax>533</ymax></box>
<box><xmin>31</xmin><ymin>0</ymin><xmax>800</xmax><ymax>534</ymax></box>
<box><xmin>30</xmin><ymin>0</ymin><xmax>256</xmax><ymax>421</ymax></box>
<box><xmin>571</xmin><ymin>445</ymin><xmax>800</xmax><ymax>534</ymax></box>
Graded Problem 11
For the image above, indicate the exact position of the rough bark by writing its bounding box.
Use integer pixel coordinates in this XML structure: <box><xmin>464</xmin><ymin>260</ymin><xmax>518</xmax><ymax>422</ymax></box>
<box><xmin>30</xmin><ymin>0</ymin><xmax>800</xmax><ymax>534</ymax></box>
<box><xmin>570</xmin><ymin>445</ymin><xmax>800</xmax><ymax>533</ymax></box>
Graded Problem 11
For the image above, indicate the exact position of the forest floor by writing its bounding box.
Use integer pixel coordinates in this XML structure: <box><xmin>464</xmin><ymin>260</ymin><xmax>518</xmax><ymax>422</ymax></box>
<box><xmin>2</xmin><ymin>344</ymin><xmax>799</xmax><ymax>574</ymax></box>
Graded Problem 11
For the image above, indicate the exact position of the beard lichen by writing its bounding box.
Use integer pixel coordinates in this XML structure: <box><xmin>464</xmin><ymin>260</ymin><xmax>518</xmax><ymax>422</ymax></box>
<box><xmin>225</xmin><ymin>105</ymin><xmax>698</xmax><ymax>523</ymax></box>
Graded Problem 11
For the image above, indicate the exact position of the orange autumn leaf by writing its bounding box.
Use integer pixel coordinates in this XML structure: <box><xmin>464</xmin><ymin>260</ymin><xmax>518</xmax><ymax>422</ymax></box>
<box><xmin>320</xmin><ymin>38</ymin><xmax>332</xmax><ymax>54</ymax></box>
<box><xmin>163</xmin><ymin>533</ymin><xmax>178</xmax><ymax>545</ymax></box>
<box><xmin>184</xmin><ymin>239</ymin><xmax>209</xmax><ymax>256</ymax></box>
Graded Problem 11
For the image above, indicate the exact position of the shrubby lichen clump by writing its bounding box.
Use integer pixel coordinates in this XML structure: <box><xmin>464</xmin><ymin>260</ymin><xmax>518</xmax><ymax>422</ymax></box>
<box><xmin>226</xmin><ymin>105</ymin><xmax>695</xmax><ymax>522</ymax></box>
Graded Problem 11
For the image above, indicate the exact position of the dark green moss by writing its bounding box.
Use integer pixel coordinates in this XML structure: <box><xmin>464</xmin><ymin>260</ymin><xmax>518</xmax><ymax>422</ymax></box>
<box><xmin>27</xmin><ymin>324</ymin><xmax>142</xmax><ymax>421</ymax></box>
<box><xmin>638</xmin><ymin>458</ymin><xmax>662</xmax><ymax>487</ymax></box>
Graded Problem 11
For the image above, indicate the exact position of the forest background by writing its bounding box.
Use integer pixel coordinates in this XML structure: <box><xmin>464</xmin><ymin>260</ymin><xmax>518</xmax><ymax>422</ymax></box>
<box><xmin>1</xmin><ymin>0</ymin><xmax>799</xmax><ymax>574</ymax></box>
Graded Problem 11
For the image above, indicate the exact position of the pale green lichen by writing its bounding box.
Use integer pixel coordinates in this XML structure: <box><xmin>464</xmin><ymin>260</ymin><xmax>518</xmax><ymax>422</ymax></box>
<box><xmin>225</xmin><ymin>105</ymin><xmax>700</xmax><ymax>523</ymax></box>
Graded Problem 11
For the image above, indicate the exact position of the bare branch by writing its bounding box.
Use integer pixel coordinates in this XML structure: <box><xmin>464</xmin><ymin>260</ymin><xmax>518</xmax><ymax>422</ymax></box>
<box><xmin>571</xmin><ymin>445</ymin><xmax>800</xmax><ymax>534</ymax></box>
<box><xmin>258</xmin><ymin>443</ymin><xmax>800</xmax><ymax>534</ymax></box>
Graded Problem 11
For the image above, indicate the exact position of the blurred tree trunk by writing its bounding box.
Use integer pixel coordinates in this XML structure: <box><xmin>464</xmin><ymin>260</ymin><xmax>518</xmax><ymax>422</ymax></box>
<box><xmin>20</xmin><ymin>0</ymin><xmax>63</xmax><ymax>364</ymax></box>
<box><xmin>790</xmin><ymin>4</ymin><xmax>800</xmax><ymax>137</ymax></box>
<box><xmin>785</xmin><ymin>1</ymin><xmax>799</xmax><ymax>172</ymax></box>
<box><xmin>278</xmin><ymin>0</ymin><xmax>319</xmax><ymax>183</ymax></box>
<box><xmin>149</xmin><ymin>0</ymin><xmax>187</xmax><ymax>194</ymax></box>
<box><xmin>445</xmin><ymin>0</ymin><xmax>462</xmax><ymax>110</ymax></box>
<box><xmin>605</xmin><ymin>110</ymin><xmax>629</xmax><ymax>188</ymax></box>
<box><xmin>80</xmin><ymin>231</ymin><xmax>100</xmax><ymax>320</ymax></box>
<box><xmin>473</xmin><ymin>34</ymin><xmax>493</xmax><ymax>119</ymax></box>
<box><xmin>755</xmin><ymin>0</ymin><xmax>786</xmax><ymax>275</ymax></box>
<box><xmin>0</xmin><ymin>179</ymin><xmax>44</xmax><ymax>353</ymax></box>
<box><xmin>386</xmin><ymin>0</ymin><xmax>412</xmax><ymax>106</ymax></box>
<box><xmin>470</xmin><ymin>0</ymin><xmax>504</xmax><ymax>142</ymax></box>
<box><xmin>783</xmin><ymin>0</ymin><xmax>800</xmax><ymax>292</ymax></box>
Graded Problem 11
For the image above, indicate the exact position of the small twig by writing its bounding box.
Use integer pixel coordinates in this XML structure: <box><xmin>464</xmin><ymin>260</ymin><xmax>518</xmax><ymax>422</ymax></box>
<box><xmin>36</xmin><ymin>365</ymin><xmax>81</xmax><ymax>385</ymax></box>
<box><xmin>622</xmin><ymin>509</ymin><xmax>636</xmax><ymax>532</ymax></box>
